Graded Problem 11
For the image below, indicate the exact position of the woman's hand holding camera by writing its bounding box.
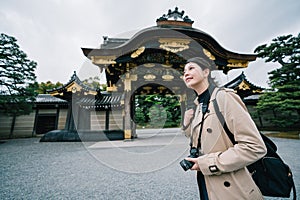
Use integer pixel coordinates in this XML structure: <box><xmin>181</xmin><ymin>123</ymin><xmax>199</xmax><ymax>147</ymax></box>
<box><xmin>184</xmin><ymin>157</ymin><xmax>200</xmax><ymax>171</ymax></box>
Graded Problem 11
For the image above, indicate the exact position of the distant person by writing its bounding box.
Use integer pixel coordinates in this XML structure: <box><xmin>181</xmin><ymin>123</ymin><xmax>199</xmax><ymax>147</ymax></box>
<box><xmin>180</xmin><ymin>57</ymin><xmax>267</xmax><ymax>200</ymax></box>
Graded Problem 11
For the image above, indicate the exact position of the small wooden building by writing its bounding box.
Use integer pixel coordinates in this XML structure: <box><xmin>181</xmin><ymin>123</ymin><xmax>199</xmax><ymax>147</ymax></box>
<box><xmin>0</xmin><ymin>94</ymin><xmax>68</xmax><ymax>139</ymax></box>
<box><xmin>45</xmin><ymin>72</ymin><xmax>124</xmax><ymax>140</ymax></box>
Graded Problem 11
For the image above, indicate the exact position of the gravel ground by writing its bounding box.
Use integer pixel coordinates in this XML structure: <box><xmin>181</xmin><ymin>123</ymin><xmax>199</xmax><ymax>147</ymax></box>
<box><xmin>0</xmin><ymin>130</ymin><xmax>299</xmax><ymax>200</ymax></box>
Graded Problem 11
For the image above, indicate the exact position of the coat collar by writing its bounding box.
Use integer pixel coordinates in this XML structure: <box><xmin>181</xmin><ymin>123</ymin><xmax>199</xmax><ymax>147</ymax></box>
<box><xmin>193</xmin><ymin>86</ymin><xmax>219</xmax><ymax>106</ymax></box>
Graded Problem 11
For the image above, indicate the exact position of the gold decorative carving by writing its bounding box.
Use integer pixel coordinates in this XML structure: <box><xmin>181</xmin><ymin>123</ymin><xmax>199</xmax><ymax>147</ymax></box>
<box><xmin>106</xmin><ymin>85</ymin><xmax>117</xmax><ymax>92</ymax></box>
<box><xmin>203</xmin><ymin>49</ymin><xmax>216</xmax><ymax>60</ymax></box>
<box><xmin>144</xmin><ymin>74</ymin><xmax>156</xmax><ymax>81</ymax></box>
<box><xmin>238</xmin><ymin>80</ymin><xmax>250</xmax><ymax>90</ymax></box>
<box><xmin>143</xmin><ymin>86</ymin><xmax>152</xmax><ymax>93</ymax></box>
<box><xmin>91</xmin><ymin>56</ymin><xmax>116</xmax><ymax>65</ymax></box>
<box><xmin>66</xmin><ymin>82</ymin><xmax>82</xmax><ymax>93</ymax></box>
<box><xmin>253</xmin><ymin>89</ymin><xmax>262</xmax><ymax>94</ymax></box>
<box><xmin>130</xmin><ymin>74</ymin><xmax>137</xmax><ymax>81</ymax></box>
<box><xmin>131</xmin><ymin>46</ymin><xmax>145</xmax><ymax>58</ymax></box>
<box><xmin>158</xmin><ymin>86</ymin><xmax>166</xmax><ymax>93</ymax></box>
<box><xmin>162</xmin><ymin>74</ymin><xmax>174</xmax><ymax>81</ymax></box>
<box><xmin>124</xmin><ymin>73</ymin><xmax>131</xmax><ymax>92</ymax></box>
<box><xmin>107</xmin><ymin>81</ymin><xmax>117</xmax><ymax>92</ymax></box>
<box><xmin>50</xmin><ymin>91</ymin><xmax>63</xmax><ymax>96</ymax></box>
<box><xmin>227</xmin><ymin>59</ymin><xmax>249</xmax><ymax>68</ymax></box>
<box><xmin>159</xmin><ymin>38</ymin><xmax>190</xmax><ymax>53</ymax></box>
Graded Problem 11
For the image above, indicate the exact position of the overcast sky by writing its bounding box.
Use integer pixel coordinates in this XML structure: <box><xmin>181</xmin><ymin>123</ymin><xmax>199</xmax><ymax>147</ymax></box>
<box><xmin>1</xmin><ymin>0</ymin><xmax>299</xmax><ymax>88</ymax></box>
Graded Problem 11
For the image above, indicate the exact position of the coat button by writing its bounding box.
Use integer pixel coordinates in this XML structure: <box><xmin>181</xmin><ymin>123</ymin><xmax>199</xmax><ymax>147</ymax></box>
<box><xmin>207</xmin><ymin>128</ymin><xmax>212</xmax><ymax>133</ymax></box>
<box><xmin>224</xmin><ymin>181</ymin><xmax>230</xmax><ymax>187</ymax></box>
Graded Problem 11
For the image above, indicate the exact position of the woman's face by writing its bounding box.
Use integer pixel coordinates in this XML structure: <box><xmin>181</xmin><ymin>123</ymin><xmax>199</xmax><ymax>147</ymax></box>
<box><xmin>183</xmin><ymin>62</ymin><xmax>209</xmax><ymax>90</ymax></box>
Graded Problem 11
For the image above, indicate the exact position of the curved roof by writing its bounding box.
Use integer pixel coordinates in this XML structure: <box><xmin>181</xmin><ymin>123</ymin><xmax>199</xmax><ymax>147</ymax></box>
<box><xmin>82</xmin><ymin>7</ymin><xmax>257</xmax><ymax>75</ymax></box>
<box><xmin>82</xmin><ymin>26</ymin><xmax>256</xmax><ymax>73</ymax></box>
<box><xmin>35</xmin><ymin>94</ymin><xmax>67</xmax><ymax>104</ymax></box>
<box><xmin>83</xmin><ymin>25</ymin><xmax>256</xmax><ymax>61</ymax></box>
<box><xmin>223</xmin><ymin>72</ymin><xmax>264</xmax><ymax>98</ymax></box>
<box><xmin>77</xmin><ymin>93</ymin><xmax>123</xmax><ymax>110</ymax></box>
<box><xmin>47</xmin><ymin>71</ymin><xmax>98</xmax><ymax>99</ymax></box>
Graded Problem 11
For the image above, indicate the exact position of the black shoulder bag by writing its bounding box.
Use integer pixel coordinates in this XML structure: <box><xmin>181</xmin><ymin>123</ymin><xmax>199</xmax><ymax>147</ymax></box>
<box><xmin>212</xmin><ymin>97</ymin><xmax>296</xmax><ymax>199</ymax></box>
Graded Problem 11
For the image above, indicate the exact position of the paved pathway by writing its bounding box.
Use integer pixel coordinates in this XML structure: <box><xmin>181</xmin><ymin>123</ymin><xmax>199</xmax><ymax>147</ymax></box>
<box><xmin>0</xmin><ymin>128</ymin><xmax>299</xmax><ymax>199</ymax></box>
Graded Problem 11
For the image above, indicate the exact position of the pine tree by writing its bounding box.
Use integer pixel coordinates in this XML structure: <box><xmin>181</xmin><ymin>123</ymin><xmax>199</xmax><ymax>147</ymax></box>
<box><xmin>0</xmin><ymin>33</ymin><xmax>38</xmax><ymax>116</ymax></box>
<box><xmin>254</xmin><ymin>33</ymin><xmax>300</xmax><ymax>127</ymax></box>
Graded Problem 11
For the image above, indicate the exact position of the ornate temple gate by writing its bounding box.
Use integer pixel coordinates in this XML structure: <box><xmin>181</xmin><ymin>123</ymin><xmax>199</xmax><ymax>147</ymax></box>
<box><xmin>82</xmin><ymin>7</ymin><xmax>257</xmax><ymax>140</ymax></box>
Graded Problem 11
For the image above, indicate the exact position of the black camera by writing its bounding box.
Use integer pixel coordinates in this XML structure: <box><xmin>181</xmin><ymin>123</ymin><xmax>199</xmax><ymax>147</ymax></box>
<box><xmin>180</xmin><ymin>147</ymin><xmax>199</xmax><ymax>171</ymax></box>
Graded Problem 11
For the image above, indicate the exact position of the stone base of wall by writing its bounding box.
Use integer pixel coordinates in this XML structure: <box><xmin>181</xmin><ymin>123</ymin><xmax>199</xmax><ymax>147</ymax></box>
<box><xmin>40</xmin><ymin>129</ymin><xmax>124</xmax><ymax>142</ymax></box>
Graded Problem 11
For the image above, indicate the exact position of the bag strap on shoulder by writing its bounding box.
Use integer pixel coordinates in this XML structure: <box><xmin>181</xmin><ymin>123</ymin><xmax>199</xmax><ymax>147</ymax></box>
<box><xmin>211</xmin><ymin>89</ymin><xmax>236</xmax><ymax>145</ymax></box>
<box><xmin>212</xmin><ymin>89</ymin><xmax>297</xmax><ymax>200</ymax></box>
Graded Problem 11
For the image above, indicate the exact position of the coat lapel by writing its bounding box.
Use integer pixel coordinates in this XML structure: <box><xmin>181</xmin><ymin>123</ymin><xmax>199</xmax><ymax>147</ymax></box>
<box><xmin>190</xmin><ymin>87</ymin><xmax>220</xmax><ymax>148</ymax></box>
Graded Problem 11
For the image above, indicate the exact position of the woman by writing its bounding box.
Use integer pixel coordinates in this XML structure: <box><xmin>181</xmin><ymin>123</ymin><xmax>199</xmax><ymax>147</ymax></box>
<box><xmin>181</xmin><ymin>57</ymin><xmax>267</xmax><ymax>200</ymax></box>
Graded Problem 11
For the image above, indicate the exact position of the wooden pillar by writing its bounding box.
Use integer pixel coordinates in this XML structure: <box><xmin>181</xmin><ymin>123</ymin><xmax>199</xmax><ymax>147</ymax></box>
<box><xmin>123</xmin><ymin>72</ymin><xmax>132</xmax><ymax>139</ymax></box>
<box><xmin>124</xmin><ymin>91</ymin><xmax>131</xmax><ymax>139</ymax></box>
<box><xmin>179</xmin><ymin>94</ymin><xmax>186</xmax><ymax>126</ymax></box>
<box><xmin>32</xmin><ymin>107</ymin><xmax>39</xmax><ymax>137</ymax></box>
<box><xmin>55</xmin><ymin>105</ymin><xmax>60</xmax><ymax>130</ymax></box>
<box><xmin>65</xmin><ymin>102</ymin><xmax>76</xmax><ymax>131</ymax></box>
<box><xmin>105</xmin><ymin>110</ymin><xmax>109</xmax><ymax>130</ymax></box>
<box><xmin>131</xmin><ymin>93</ymin><xmax>137</xmax><ymax>138</ymax></box>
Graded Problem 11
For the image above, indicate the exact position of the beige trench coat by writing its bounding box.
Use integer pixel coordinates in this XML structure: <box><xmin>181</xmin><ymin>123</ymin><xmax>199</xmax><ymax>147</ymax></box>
<box><xmin>183</xmin><ymin>88</ymin><xmax>267</xmax><ymax>200</ymax></box>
